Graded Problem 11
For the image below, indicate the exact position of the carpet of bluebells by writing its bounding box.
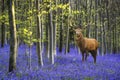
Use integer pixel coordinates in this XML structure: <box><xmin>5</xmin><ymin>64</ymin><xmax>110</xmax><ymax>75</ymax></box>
<box><xmin>0</xmin><ymin>44</ymin><xmax>120</xmax><ymax>80</ymax></box>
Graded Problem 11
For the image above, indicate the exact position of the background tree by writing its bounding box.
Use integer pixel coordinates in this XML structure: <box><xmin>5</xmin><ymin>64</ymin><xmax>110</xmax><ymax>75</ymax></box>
<box><xmin>8</xmin><ymin>0</ymin><xmax>17</xmax><ymax>72</ymax></box>
<box><xmin>0</xmin><ymin>0</ymin><xmax>120</xmax><ymax>68</ymax></box>
<box><xmin>1</xmin><ymin>0</ymin><xmax>6</xmax><ymax>47</ymax></box>
<box><xmin>36</xmin><ymin>0</ymin><xmax>43</xmax><ymax>66</ymax></box>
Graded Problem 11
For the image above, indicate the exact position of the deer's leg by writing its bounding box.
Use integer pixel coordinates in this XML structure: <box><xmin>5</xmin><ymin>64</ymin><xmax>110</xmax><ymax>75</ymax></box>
<box><xmin>85</xmin><ymin>51</ymin><xmax>89</xmax><ymax>61</ymax></box>
<box><xmin>91</xmin><ymin>50</ymin><xmax>97</xmax><ymax>64</ymax></box>
<box><xmin>82</xmin><ymin>51</ymin><xmax>85</xmax><ymax>62</ymax></box>
<box><xmin>82</xmin><ymin>53</ymin><xmax>85</xmax><ymax>62</ymax></box>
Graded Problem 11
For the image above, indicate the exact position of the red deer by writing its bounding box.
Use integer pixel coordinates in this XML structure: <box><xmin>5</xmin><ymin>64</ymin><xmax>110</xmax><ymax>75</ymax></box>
<box><xmin>74</xmin><ymin>28</ymin><xmax>99</xmax><ymax>64</ymax></box>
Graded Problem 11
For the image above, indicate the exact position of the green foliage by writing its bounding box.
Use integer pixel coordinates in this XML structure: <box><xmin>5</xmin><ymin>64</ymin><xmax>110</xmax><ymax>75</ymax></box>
<box><xmin>0</xmin><ymin>12</ymin><xmax>9</xmax><ymax>25</ymax></box>
<box><xmin>18</xmin><ymin>28</ymin><xmax>35</xmax><ymax>46</ymax></box>
<box><xmin>2</xmin><ymin>0</ymin><xmax>120</xmax><ymax>53</ymax></box>
<box><xmin>22</xmin><ymin>28</ymin><xmax>33</xmax><ymax>46</ymax></box>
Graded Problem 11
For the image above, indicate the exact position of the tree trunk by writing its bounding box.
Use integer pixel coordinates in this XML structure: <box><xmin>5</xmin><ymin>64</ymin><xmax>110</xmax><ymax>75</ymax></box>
<box><xmin>86</xmin><ymin>22</ymin><xmax>91</xmax><ymax>38</ymax></box>
<box><xmin>49</xmin><ymin>0</ymin><xmax>54</xmax><ymax>64</ymax></box>
<box><xmin>36</xmin><ymin>0</ymin><xmax>43</xmax><ymax>66</ymax></box>
<box><xmin>53</xmin><ymin>21</ymin><xmax>56</xmax><ymax>56</ymax></box>
<box><xmin>53</xmin><ymin>0</ymin><xmax>58</xmax><ymax>56</ymax></box>
<box><xmin>110</xmin><ymin>28</ymin><xmax>113</xmax><ymax>54</ymax></box>
<box><xmin>59</xmin><ymin>0</ymin><xmax>63</xmax><ymax>53</ymax></box>
<box><xmin>65</xmin><ymin>25</ymin><xmax>69</xmax><ymax>54</ymax></box>
<box><xmin>103</xmin><ymin>23</ymin><xmax>107</xmax><ymax>54</ymax></box>
<box><xmin>114</xmin><ymin>16</ymin><xmax>117</xmax><ymax>53</ymax></box>
<box><xmin>1</xmin><ymin>0</ymin><xmax>6</xmax><ymax>47</ymax></box>
<box><xmin>95</xmin><ymin>0</ymin><xmax>98</xmax><ymax>40</ymax></box>
<box><xmin>8</xmin><ymin>0</ymin><xmax>18</xmax><ymax>72</ymax></box>
<box><xmin>45</xmin><ymin>20</ymin><xmax>50</xmax><ymax>58</ymax></box>
<box><xmin>106</xmin><ymin>0</ymin><xmax>111</xmax><ymax>53</ymax></box>
<box><xmin>65</xmin><ymin>0</ymin><xmax>70</xmax><ymax>54</ymax></box>
<box><xmin>59</xmin><ymin>24</ymin><xmax>63</xmax><ymax>53</ymax></box>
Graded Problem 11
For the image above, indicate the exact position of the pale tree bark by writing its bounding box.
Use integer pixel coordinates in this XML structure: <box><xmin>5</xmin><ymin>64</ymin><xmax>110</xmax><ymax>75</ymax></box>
<box><xmin>53</xmin><ymin>0</ymin><xmax>57</xmax><ymax>56</ymax></box>
<box><xmin>8</xmin><ymin>0</ymin><xmax>18</xmax><ymax>72</ymax></box>
<box><xmin>15</xmin><ymin>0</ymin><xmax>19</xmax><ymax>46</ymax></box>
<box><xmin>101</xmin><ymin>11</ymin><xmax>106</xmax><ymax>55</ymax></box>
<box><xmin>44</xmin><ymin>2</ymin><xmax>50</xmax><ymax>58</ymax></box>
<box><xmin>49</xmin><ymin>0</ymin><xmax>54</xmax><ymax>64</ymax></box>
<box><xmin>65</xmin><ymin>0</ymin><xmax>70</xmax><ymax>54</ymax></box>
<box><xmin>49</xmin><ymin>0</ymin><xmax>57</xmax><ymax>57</ymax></box>
<box><xmin>101</xmin><ymin>23</ymin><xmax>104</xmax><ymax>55</ymax></box>
<box><xmin>45</xmin><ymin>17</ymin><xmax>50</xmax><ymax>58</ymax></box>
<box><xmin>36</xmin><ymin>0</ymin><xmax>43</xmax><ymax>66</ymax></box>
<box><xmin>103</xmin><ymin>22</ymin><xmax>107</xmax><ymax>54</ymax></box>
<box><xmin>28</xmin><ymin>0</ymin><xmax>32</xmax><ymax>69</ymax></box>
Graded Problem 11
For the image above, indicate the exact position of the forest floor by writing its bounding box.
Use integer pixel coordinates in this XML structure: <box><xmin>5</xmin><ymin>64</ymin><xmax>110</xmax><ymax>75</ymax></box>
<box><xmin>0</xmin><ymin>44</ymin><xmax>120</xmax><ymax>80</ymax></box>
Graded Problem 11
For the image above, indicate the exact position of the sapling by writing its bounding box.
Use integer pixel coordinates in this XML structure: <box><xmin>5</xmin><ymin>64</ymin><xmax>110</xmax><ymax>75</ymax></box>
<box><xmin>22</xmin><ymin>28</ymin><xmax>33</xmax><ymax>70</ymax></box>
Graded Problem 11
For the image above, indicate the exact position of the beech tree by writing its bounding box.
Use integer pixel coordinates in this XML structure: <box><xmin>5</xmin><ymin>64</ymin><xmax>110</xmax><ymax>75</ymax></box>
<box><xmin>1</xmin><ymin>0</ymin><xmax>6</xmax><ymax>47</ymax></box>
<box><xmin>0</xmin><ymin>0</ymin><xmax>120</xmax><ymax>70</ymax></box>
<box><xmin>8</xmin><ymin>0</ymin><xmax>17</xmax><ymax>72</ymax></box>
<box><xmin>36</xmin><ymin>0</ymin><xmax>43</xmax><ymax>66</ymax></box>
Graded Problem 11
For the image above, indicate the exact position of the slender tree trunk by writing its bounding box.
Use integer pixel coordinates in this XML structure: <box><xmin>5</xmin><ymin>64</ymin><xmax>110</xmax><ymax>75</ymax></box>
<box><xmin>86</xmin><ymin>0</ymin><xmax>89</xmax><ymax>38</ymax></box>
<box><xmin>101</xmin><ymin>25</ymin><xmax>104</xmax><ymax>55</ymax></box>
<box><xmin>59</xmin><ymin>13</ymin><xmax>63</xmax><ymax>53</ymax></box>
<box><xmin>59</xmin><ymin>24</ymin><xmax>63</xmax><ymax>52</ymax></box>
<box><xmin>113</xmin><ymin>26</ymin><xmax>115</xmax><ymax>53</ymax></box>
<box><xmin>45</xmin><ymin>20</ymin><xmax>50</xmax><ymax>58</ymax></box>
<box><xmin>49</xmin><ymin>0</ymin><xmax>54</xmax><ymax>64</ymax></box>
<box><xmin>86</xmin><ymin>0</ymin><xmax>92</xmax><ymax>38</ymax></box>
<box><xmin>53</xmin><ymin>0</ymin><xmax>57</xmax><ymax>56</ymax></box>
<box><xmin>65</xmin><ymin>0</ymin><xmax>70</xmax><ymax>54</ymax></box>
<box><xmin>116</xmin><ymin>20</ymin><xmax>119</xmax><ymax>53</ymax></box>
<box><xmin>114</xmin><ymin>16</ymin><xmax>117</xmax><ymax>53</ymax></box>
<box><xmin>103</xmin><ymin>23</ymin><xmax>107</xmax><ymax>54</ymax></box>
<box><xmin>118</xmin><ymin>32</ymin><xmax>120</xmax><ymax>53</ymax></box>
<box><xmin>36</xmin><ymin>0</ymin><xmax>43</xmax><ymax>66</ymax></box>
<box><xmin>95</xmin><ymin>0</ymin><xmax>98</xmax><ymax>40</ymax></box>
<box><xmin>28</xmin><ymin>45</ymin><xmax>32</xmax><ymax>69</ymax></box>
<box><xmin>112</xmin><ymin>15</ymin><xmax>117</xmax><ymax>54</ymax></box>
<box><xmin>110</xmin><ymin>28</ymin><xmax>113</xmax><ymax>54</ymax></box>
<box><xmin>28</xmin><ymin>0</ymin><xmax>32</xmax><ymax>69</ymax></box>
<box><xmin>86</xmin><ymin>22</ymin><xmax>91</xmax><ymax>38</ymax></box>
<box><xmin>45</xmin><ymin>2</ymin><xmax>50</xmax><ymax>58</ymax></box>
<box><xmin>15</xmin><ymin>0</ymin><xmax>20</xmax><ymax>46</ymax></box>
<box><xmin>106</xmin><ymin>0</ymin><xmax>110</xmax><ymax>53</ymax></box>
<box><xmin>59</xmin><ymin>0</ymin><xmax>63</xmax><ymax>53</ymax></box>
<box><xmin>8</xmin><ymin>0</ymin><xmax>18</xmax><ymax>72</ymax></box>
<box><xmin>65</xmin><ymin>24</ymin><xmax>69</xmax><ymax>54</ymax></box>
<box><xmin>53</xmin><ymin>21</ymin><xmax>56</xmax><ymax>56</ymax></box>
<box><xmin>1</xmin><ymin>0</ymin><xmax>6</xmax><ymax>47</ymax></box>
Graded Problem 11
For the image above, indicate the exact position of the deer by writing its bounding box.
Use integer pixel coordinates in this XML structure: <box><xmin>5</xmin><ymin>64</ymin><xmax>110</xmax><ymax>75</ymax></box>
<box><xmin>74</xmin><ymin>28</ymin><xmax>99</xmax><ymax>64</ymax></box>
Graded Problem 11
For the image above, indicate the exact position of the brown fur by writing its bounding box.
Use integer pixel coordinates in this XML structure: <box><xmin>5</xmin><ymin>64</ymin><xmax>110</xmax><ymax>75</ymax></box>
<box><xmin>74</xmin><ymin>28</ymin><xmax>99</xmax><ymax>63</ymax></box>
